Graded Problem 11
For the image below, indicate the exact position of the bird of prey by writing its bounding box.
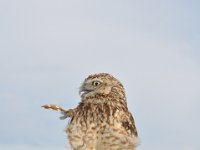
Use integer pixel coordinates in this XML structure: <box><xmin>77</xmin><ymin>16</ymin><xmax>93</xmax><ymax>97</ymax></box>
<box><xmin>42</xmin><ymin>73</ymin><xmax>139</xmax><ymax>150</ymax></box>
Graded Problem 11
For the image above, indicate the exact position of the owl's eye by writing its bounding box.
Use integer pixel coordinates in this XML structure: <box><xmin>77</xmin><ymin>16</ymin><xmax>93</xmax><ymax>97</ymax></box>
<box><xmin>92</xmin><ymin>81</ymin><xmax>101</xmax><ymax>86</ymax></box>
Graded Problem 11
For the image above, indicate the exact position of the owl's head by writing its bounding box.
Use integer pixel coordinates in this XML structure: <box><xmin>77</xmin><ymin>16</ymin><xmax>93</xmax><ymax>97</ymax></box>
<box><xmin>79</xmin><ymin>73</ymin><xmax>125</xmax><ymax>100</ymax></box>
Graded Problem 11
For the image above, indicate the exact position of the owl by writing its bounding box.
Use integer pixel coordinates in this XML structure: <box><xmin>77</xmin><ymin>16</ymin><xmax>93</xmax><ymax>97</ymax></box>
<box><xmin>42</xmin><ymin>73</ymin><xmax>139</xmax><ymax>150</ymax></box>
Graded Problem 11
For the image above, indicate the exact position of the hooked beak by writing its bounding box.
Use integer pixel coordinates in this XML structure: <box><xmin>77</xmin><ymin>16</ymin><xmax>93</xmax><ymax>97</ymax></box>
<box><xmin>79</xmin><ymin>85</ymin><xmax>93</xmax><ymax>96</ymax></box>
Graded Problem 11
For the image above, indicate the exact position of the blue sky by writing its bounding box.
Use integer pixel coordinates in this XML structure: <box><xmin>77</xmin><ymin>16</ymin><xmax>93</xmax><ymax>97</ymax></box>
<box><xmin>0</xmin><ymin>0</ymin><xmax>200</xmax><ymax>150</ymax></box>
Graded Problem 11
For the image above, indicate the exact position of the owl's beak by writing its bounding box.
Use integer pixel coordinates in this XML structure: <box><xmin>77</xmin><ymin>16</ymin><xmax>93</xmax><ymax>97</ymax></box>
<box><xmin>79</xmin><ymin>85</ymin><xmax>93</xmax><ymax>96</ymax></box>
<box><xmin>79</xmin><ymin>87</ymin><xmax>84</xmax><ymax>95</ymax></box>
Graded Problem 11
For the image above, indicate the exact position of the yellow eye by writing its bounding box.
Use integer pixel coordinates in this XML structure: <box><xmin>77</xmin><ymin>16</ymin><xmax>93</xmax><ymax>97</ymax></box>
<box><xmin>92</xmin><ymin>81</ymin><xmax>101</xmax><ymax>86</ymax></box>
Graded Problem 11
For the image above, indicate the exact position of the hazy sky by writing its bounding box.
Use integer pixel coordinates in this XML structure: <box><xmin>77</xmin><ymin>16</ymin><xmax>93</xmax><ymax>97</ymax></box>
<box><xmin>0</xmin><ymin>0</ymin><xmax>200</xmax><ymax>150</ymax></box>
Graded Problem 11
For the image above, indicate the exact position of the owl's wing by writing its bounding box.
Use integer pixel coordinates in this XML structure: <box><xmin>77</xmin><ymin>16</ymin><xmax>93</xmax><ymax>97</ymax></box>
<box><xmin>41</xmin><ymin>104</ymin><xmax>75</xmax><ymax>120</ymax></box>
<box><xmin>42</xmin><ymin>104</ymin><xmax>66</xmax><ymax>112</ymax></box>
<box><xmin>122</xmin><ymin>111</ymin><xmax>138</xmax><ymax>137</ymax></box>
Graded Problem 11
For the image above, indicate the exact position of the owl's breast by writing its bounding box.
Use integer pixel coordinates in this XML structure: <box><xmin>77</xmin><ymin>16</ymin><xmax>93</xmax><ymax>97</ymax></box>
<box><xmin>69</xmin><ymin>104</ymin><xmax>120</xmax><ymax>134</ymax></box>
<box><xmin>65</xmin><ymin>103</ymin><xmax>139</xmax><ymax>150</ymax></box>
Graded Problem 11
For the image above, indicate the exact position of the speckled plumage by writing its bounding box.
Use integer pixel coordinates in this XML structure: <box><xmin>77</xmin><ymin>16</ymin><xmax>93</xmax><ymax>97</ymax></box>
<box><xmin>42</xmin><ymin>73</ymin><xmax>139</xmax><ymax>150</ymax></box>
